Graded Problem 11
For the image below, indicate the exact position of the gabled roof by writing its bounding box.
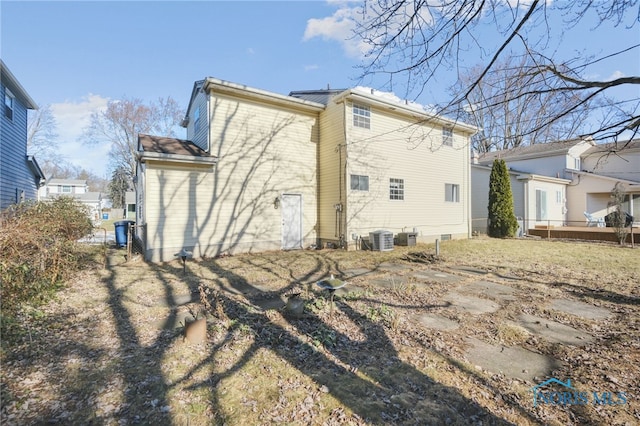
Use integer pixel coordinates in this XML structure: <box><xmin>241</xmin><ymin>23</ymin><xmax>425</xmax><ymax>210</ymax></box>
<box><xmin>202</xmin><ymin>77</ymin><xmax>326</xmax><ymax>113</ymax></box>
<box><xmin>478</xmin><ymin>138</ymin><xmax>594</xmax><ymax>164</ymax></box>
<box><xmin>288</xmin><ymin>89</ymin><xmax>347</xmax><ymax>105</ymax></box>
<box><xmin>46</xmin><ymin>178</ymin><xmax>87</xmax><ymax>186</ymax></box>
<box><xmin>582</xmin><ymin>139</ymin><xmax>640</xmax><ymax>157</ymax></box>
<box><xmin>0</xmin><ymin>60</ymin><xmax>38</xmax><ymax>110</ymax></box>
<box><xmin>332</xmin><ymin>86</ymin><xmax>478</xmax><ymax>135</ymax></box>
<box><xmin>27</xmin><ymin>155</ymin><xmax>46</xmax><ymax>184</ymax></box>
<box><xmin>137</xmin><ymin>134</ymin><xmax>217</xmax><ymax>165</ymax></box>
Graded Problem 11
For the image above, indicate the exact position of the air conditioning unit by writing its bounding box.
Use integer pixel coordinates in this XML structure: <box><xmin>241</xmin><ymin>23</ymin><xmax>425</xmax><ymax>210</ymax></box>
<box><xmin>369</xmin><ymin>230</ymin><xmax>393</xmax><ymax>251</ymax></box>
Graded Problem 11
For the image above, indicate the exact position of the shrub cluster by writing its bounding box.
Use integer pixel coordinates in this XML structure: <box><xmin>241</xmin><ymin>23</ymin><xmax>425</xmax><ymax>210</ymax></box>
<box><xmin>0</xmin><ymin>197</ymin><xmax>93</xmax><ymax>317</ymax></box>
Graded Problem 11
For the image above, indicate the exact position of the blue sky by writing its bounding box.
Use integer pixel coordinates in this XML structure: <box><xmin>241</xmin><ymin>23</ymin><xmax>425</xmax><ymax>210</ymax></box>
<box><xmin>2</xmin><ymin>1</ymin><xmax>638</xmax><ymax>178</ymax></box>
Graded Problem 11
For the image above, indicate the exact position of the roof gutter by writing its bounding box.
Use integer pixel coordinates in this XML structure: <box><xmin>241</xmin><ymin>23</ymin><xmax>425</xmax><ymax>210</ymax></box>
<box><xmin>136</xmin><ymin>151</ymin><xmax>218</xmax><ymax>166</ymax></box>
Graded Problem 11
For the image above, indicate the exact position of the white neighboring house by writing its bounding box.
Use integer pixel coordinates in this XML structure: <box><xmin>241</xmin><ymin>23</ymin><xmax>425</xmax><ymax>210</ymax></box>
<box><xmin>135</xmin><ymin>77</ymin><xmax>477</xmax><ymax>262</ymax></box>
<box><xmin>471</xmin><ymin>138</ymin><xmax>640</xmax><ymax>234</ymax></box>
<box><xmin>39</xmin><ymin>178</ymin><xmax>103</xmax><ymax>221</ymax></box>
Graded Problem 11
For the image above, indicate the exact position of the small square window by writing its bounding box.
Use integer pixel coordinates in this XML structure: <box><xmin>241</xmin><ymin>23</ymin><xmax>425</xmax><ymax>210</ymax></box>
<box><xmin>445</xmin><ymin>183</ymin><xmax>459</xmax><ymax>202</ymax></box>
<box><xmin>442</xmin><ymin>127</ymin><xmax>453</xmax><ymax>146</ymax></box>
<box><xmin>350</xmin><ymin>174</ymin><xmax>369</xmax><ymax>191</ymax></box>
<box><xmin>353</xmin><ymin>104</ymin><xmax>370</xmax><ymax>129</ymax></box>
<box><xmin>390</xmin><ymin>178</ymin><xmax>404</xmax><ymax>200</ymax></box>
<box><xmin>61</xmin><ymin>185</ymin><xmax>72</xmax><ymax>193</ymax></box>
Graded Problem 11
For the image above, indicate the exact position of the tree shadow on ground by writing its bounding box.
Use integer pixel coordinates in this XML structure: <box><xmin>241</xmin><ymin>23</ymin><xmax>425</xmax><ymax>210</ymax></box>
<box><xmin>172</xmin><ymin>258</ymin><xmax>519</xmax><ymax>425</ymax></box>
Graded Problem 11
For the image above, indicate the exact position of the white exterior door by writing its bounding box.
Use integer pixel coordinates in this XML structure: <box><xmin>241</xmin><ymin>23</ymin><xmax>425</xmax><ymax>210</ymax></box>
<box><xmin>281</xmin><ymin>193</ymin><xmax>302</xmax><ymax>250</ymax></box>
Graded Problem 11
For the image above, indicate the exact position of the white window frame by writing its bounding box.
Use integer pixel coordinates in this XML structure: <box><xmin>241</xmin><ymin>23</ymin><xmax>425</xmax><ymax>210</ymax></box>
<box><xmin>350</xmin><ymin>174</ymin><xmax>369</xmax><ymax>191</ymax></box>
<box><xmin>353</xmin><ymin>103</ymin><xmax>370</xmax><ymax>129</ymax></box>
<box><xmin>442</xmin><ymin>127</ymin><xmax>453</xmax><ymax>146</ymax></box>
<box><xmin>536</xmin><ymin>189</ymin><xmax>548</xmax><ymax>221</ymax></box>
<box><xmin>4</xmin><ymin>89</ymin><xmax>14</xmax><ymax>121</ymax></box>
<box><xmin>445</xmin><ymin>183</ymin><xmax>460</xmax><ymax>202</ymax></box>
<box><xmin>61</xmin><ymin>185</ymin><xmax>72</xmax><ymax>193</ymax></box>
<box><xmin>389</xmin><ymin>178</ymin><xmax>404</xmax><ymax>200</ymax></box>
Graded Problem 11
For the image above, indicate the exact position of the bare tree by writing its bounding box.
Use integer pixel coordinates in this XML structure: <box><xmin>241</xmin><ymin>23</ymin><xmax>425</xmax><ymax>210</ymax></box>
<box><xmin>452</xmin><ymin>55</ymin><xmax>595</xmax><ymax>152</ymax></box>
<box><xmin>82</xmin><ymin>97</ymin><xmax>183</xmax><ymax>185</ymax></box>
<box><xmin>27</xmin><ymin>104</ymin><xmax>63</xmax><ymax>164</ymax></box>
<box><xmin>355</xmin><ymin>0</ymin><xmax>639</xmax><ymax>146</ymax></box>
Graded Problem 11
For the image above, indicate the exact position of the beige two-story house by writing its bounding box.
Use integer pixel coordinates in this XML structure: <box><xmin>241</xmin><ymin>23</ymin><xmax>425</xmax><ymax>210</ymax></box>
<box><xmin>136</xmin><ymin>78</ymin><xmax>476</xmax><ymax>262</ymax></box>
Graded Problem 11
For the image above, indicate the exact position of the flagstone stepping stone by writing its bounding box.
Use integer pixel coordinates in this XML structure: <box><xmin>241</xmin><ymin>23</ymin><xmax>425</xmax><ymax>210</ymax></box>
<box><xmin>447</xmin><ymin>266</ymin><xmax>488</xmax><ymax>276</ymax></box>
<box><xmin>461</xmin><ymin>281</ymin><xmax>518</xmax><ymax>302</ymax></box>
<box><xmin>443</xmin><ymin>292</ymin><xmax>500</xmax><ymax>315</ymax></box>
<box><xmin>416</xmin><ymin>313</ymin><xmax>459</xmax><ymax>331</ymax></box>
<box><xmin>412</xmin><ymin>270</ymin><xmax>464</xmax><ymax>284</ymax></box>
<box><xmin>548</xmin><ymin>298</ymin><xmax>612</xmax><ymax>320</ymax></box>
<box><xmin>378</xmin><ymin>262</ymin><xmax>411</xmax><ymax>273</ymax></box>
<box><xmin>464</xmin><ymin>337</ymin><xmax>562</xmax><ymax>382</ymax></box>
<box><xmin>341</xmin><ymin>268</ymin><xmax>374</xmax><ymax>278</ymax></box>
<box><xmin>517</xmin><ymin>314</ymin><xmax>593</xmax><ymax>346</ymax></box>
<box><xmin>369</xmin><ymin>276</ymin><xmax>410</xmax><ymax>289</ymax></box>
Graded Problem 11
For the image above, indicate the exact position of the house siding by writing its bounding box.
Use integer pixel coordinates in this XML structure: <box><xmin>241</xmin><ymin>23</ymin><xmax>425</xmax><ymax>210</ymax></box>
<box><xmin>143</xmin><ymin>93</ymin><xmax>319</xmax><ymax>261</ymax></box>
<box><xmin>0</xmin><ymin>82</ymin><xmax>38</xmax><ymax>209</ymax></box>
<box><xmin>341</xmin><ymin>100</ymin><xmax>470</xmax><ymax>246</ymax></box>
<box><xmin>582</xmin><ymin>149</ymin><xmax>640</xmax><ymax>182</ymax></box>
<box><xmin>317</xmin><ymin>99</ymin><xmax>346</xmax><ymax>244</ymax></box>
<box><xmin>186</xmin><ymin>89</ymin><xmax>209</xmax><ymax>152</ymax></box>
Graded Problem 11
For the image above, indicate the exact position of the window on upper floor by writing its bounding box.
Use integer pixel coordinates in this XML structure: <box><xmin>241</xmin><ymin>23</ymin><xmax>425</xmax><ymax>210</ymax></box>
<box><xmin>4</xmin><ymin>90</ymin><xmax>14</xmax><ymax>121</ymax></box>
<box><xmin>389</xmin><ymin>178</ymin><xmax>404</xmax><ymax>200</ymax></box>
<box><xmin>442</xmin><ymin>127</ymin><xmax>453</xmax><ymax>146</ymax></box>
<box><xmin>194</xmin><ymin>106</ymin><xmax>201</xmax><ymax>133</ymax></box>
<box><xmin>573</xmin><ymin>157</ymin><xmax>581</xmax><ymax>170</ymax></box>
<box><xmin>445</xmin><ymin>183</ymin><xmax>460</xmax><ymax>202</ymax></box>
<box><xmin>353</xmin><ymin>104</ymin><xmax>370</xmax><ymax>129</ymax></box>
<box><xmin>350</xmin><ymin>174</ymin><xmax>369</xmax><ymax>191</ymax></box>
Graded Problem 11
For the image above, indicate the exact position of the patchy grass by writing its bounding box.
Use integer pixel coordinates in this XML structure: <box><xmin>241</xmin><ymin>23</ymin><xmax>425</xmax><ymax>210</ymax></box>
<box><xmin>1</xmin><ymin>237</ymin><xmax>638</xmax><ymax>425</ymax></box>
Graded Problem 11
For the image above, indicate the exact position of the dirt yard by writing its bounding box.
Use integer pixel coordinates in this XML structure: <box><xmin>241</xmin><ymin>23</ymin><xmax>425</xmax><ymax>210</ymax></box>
<box><xmin>1</xmin><ymin>237</ymin><xmax>638</xmax><ymax>425</ymax></box>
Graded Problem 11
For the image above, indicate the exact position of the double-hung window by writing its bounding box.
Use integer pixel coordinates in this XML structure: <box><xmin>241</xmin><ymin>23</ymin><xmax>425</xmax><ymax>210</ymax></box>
<box><xmin>445</xmin><ymin>183</ymin><xmax>459</xmax><ymax>202</ymax></box>
<box><xmin>390</xmin><ymin>178</ymin><xmax>404</xmax><ymax>200</ymax></box>
<box><xmin>442</xmin><ymin>127</ymin><xmax>453</xmax><ymax>146</ymax></box>
<box><xmin>4</xmin><ymin>90</ymin><xmax>14</xmax><ymax>120</ymax></box>
<box><xmin>353</xmin><ymin>104</ymin><xmax>370</xmax><ymax>129</ymax></box>
<box><xmin>350</xmin><ymin>174</ymin><xmax>369</xmax><ymax>191</ymax></box>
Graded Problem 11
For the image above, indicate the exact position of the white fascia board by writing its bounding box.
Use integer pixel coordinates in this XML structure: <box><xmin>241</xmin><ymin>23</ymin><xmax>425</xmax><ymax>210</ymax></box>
<box><xmin>203</xmin><ymin>77</ymin><xmax>325</xmax><ymax>113</ymax></box>
<box><xmin>333</xmin><ymin>89</ymin><xmax>478</xmax><ymax>135</ymax></box>
<box><xmin>137</xmin><ymin>151</ymin><xmax>218</xmax><ymax>166</ymax></box>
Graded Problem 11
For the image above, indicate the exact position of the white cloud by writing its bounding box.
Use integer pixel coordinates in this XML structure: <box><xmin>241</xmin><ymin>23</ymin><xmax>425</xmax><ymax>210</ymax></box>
<box><xmin>50</xmin><ymin>94</ymin><xmax>111</xmax><ymax>177</ymax></box>
<box><xmin>247</xmin><ymin>47</ymin><xmax>255</xmax><ymax>55</ymax></box>
<box><xmin>304</xmin><ymin>64</ymin><xmax>319</xmax><ymax>71</ymax></box>
<box><xmin>303</xmin><ymin>6</ymin><xmax>369</xmax><ymax>58</ymax></box>
<box><xmin>606</xmin><ymin>70</ymin><xmax>625</xmax><ymax>81</ymax></box>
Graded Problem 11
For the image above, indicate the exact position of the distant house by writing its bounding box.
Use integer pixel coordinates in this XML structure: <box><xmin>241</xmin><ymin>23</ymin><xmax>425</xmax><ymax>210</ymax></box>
<box><xmin>0</xmin><ymin>60</ymin><xmax>45</xmax><ymax>210</ymax></box>
<box><xmin>39</xmin><ymin>178</ymin><xmax>103</xmax><ymax>221</ymax></box>
<box><xmin>136</xmin><ymin>78</ymin><xmax>477</xmax><ymax>261</ymax></box>
<box><xmin>471</xmin><ymin>138</ymin><xmax>640</xmax><ymax>234</ymax></box>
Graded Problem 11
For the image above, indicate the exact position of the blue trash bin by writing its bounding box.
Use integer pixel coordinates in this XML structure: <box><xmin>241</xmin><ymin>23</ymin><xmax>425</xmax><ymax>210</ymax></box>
<box><xmin>114</xmin><ymin>220</ymin><xmax>135</xmax><ymax>248</ymax></box>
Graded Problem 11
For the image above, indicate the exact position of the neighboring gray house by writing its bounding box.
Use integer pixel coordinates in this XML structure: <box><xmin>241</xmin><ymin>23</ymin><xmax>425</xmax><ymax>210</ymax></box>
<box><xmin>1</xmin><ymin>60</ymin><xmax>45</xmax><ymax>209</ymax></box>
<box><xmin>38</xmin><ymin>178</ymin><xmax>103</xmax><ymax>222</ymax></box>
<box><xmin>471</xmin><ymin>138</ymin><xmax>640</xmax><ymax>234</ymax></box>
